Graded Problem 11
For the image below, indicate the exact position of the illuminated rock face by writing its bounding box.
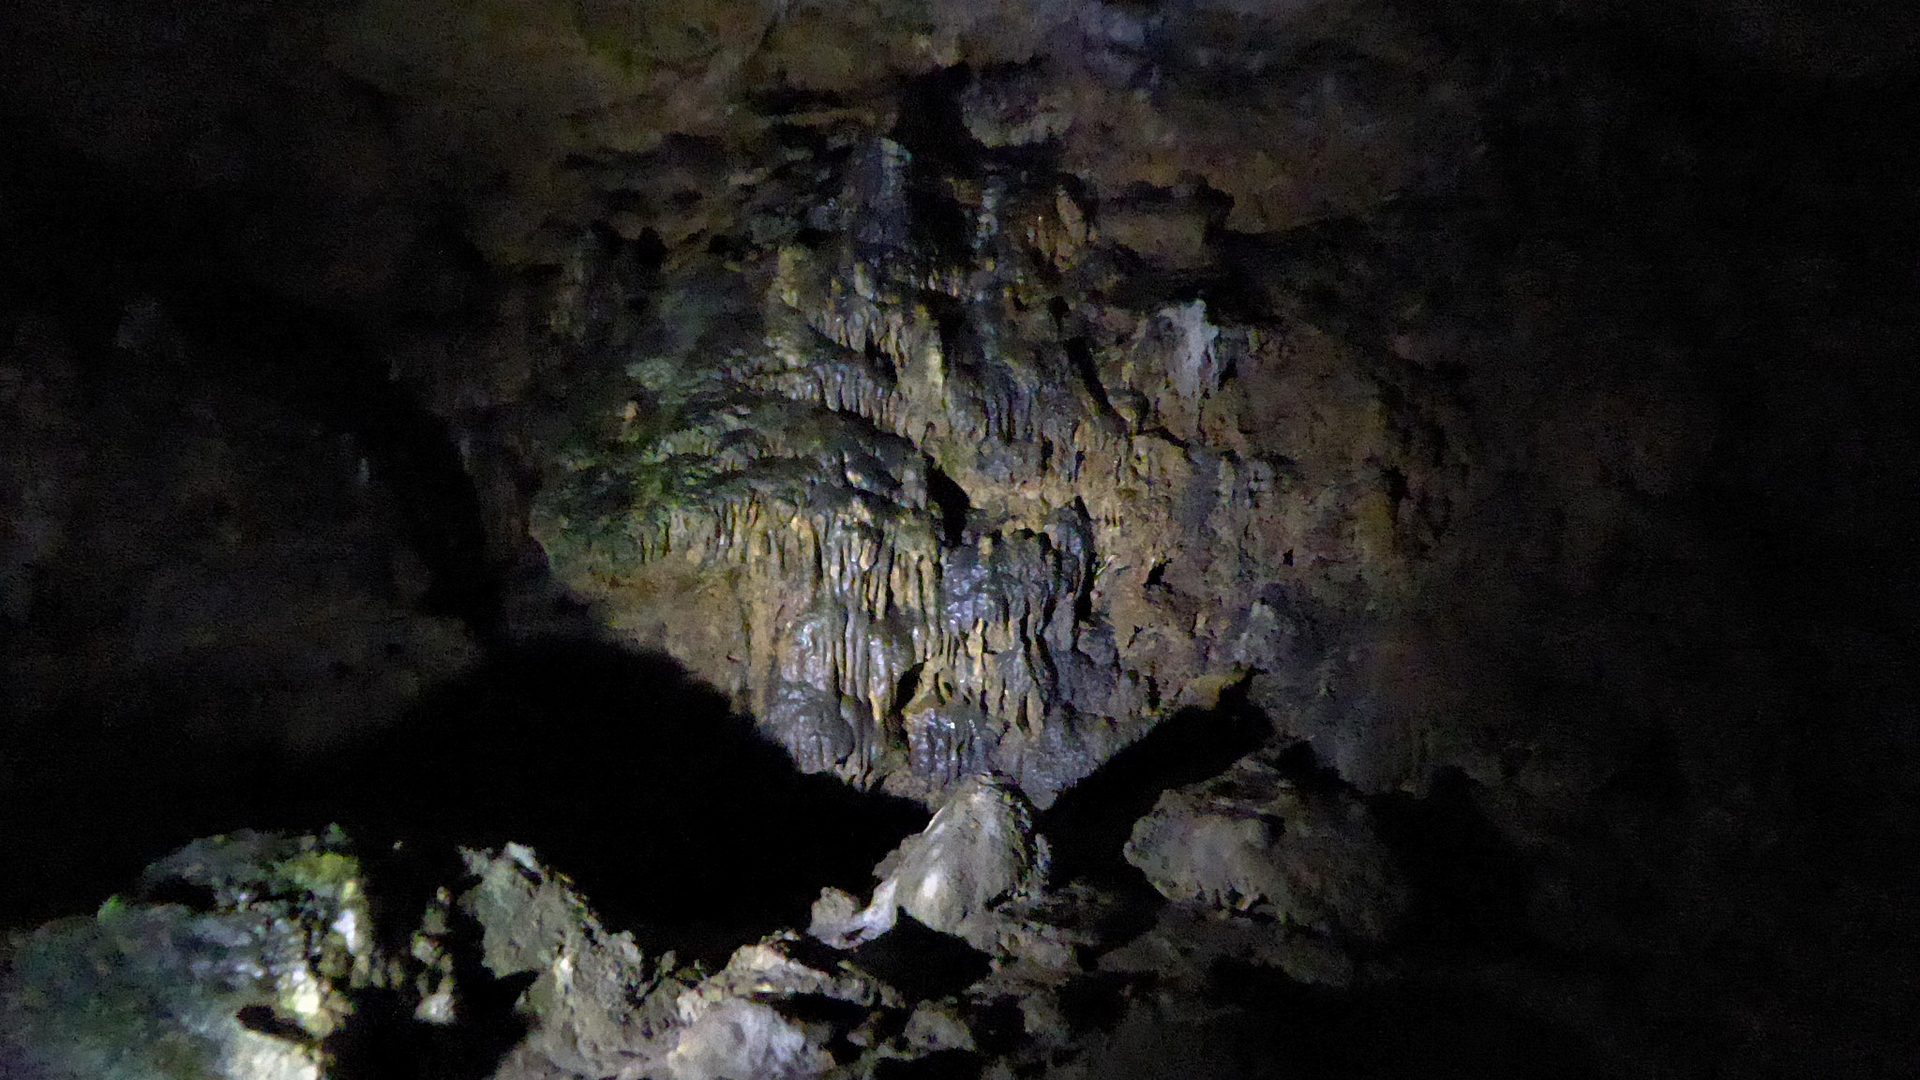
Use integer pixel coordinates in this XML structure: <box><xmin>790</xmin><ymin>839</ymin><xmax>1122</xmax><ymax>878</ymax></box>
<box><xmin>810</xmin><ymin>774</ymin><xmax>1050</xmax><ymax>950</ymax></box>
<box><xmin>85</xmin><ymin>0</ymin><xmax>1467</xmax><ymax>806</ymax></box>
<box><xmin>533</xmin><ymin>122</ymin><xmax>1448</xmax><ymax>803</ymax></box>
<box><xmin>505</xmin><ymin>9</ymin><xmax>1740</xmax><ymax>809</ymax></box>
<box><xmin>0</xmin><ymin>833</ymin><xmax>371</xmax><ymax>1080</ymax></box>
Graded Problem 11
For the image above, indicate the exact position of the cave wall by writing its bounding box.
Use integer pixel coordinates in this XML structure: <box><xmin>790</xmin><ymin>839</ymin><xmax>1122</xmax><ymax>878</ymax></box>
<box><xmin>2</xmin><ymin>0</ymin><xmax>1916</xmax><ymax>982</ymax></box>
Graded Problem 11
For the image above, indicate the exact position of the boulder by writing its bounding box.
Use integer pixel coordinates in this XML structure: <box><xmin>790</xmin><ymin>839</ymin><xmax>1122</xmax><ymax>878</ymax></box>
<box><xmin>459</xmin><ymin>843</ymin><xmax>676</xmax><ymax>1079</ymax></box>
<box><xmin>810</xmin><ymin>774</ymin><xmax>1051</xmax><ymax>955</ymax></box>
<box><xmin>666</xmin><ymin>998</ymin><xmax>831</xmax><ymax>1080</ymax></box>
<box><xmin>667</xmin><ymin>932</ymin><xmax>898</xmax><ymax>1080</ymax></box>
<box><xmin>0</xmin><ymin>831</ymin><xmax>371</xmax><ymax>1080</ymax></box>
<box><xmin>1124</xmin><ymin>755</ymin><xmax>1408</xmax><ymax>942</ymax></box>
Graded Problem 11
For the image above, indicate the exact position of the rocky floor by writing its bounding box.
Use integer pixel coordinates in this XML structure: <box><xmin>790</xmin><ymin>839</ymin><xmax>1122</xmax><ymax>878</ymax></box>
<box><xmin>4</xmin><ymin>722</ymin><xmax>1910</xmax><ymax>1080</ymax></box>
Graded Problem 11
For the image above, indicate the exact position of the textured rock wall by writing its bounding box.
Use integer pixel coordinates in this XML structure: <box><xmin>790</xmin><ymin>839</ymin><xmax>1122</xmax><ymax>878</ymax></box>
<box><xmin>0</xmin><ymin>0</ymin><xmax>1908</xmax><ymax>891</ymax></box>
<box><xmin>5</xmin><ymin>0</ymin><xmax>1907</xmax><ymax>841</ymax></box>
<box><xmin>484</xmin><ymin>4</ymin><xmax>1489</xmax><ymax>802</ymax></box>
<box><xmin>535</xmin><ymin>194</ymin><xmax>1441</xmax><ymax>803</ymax></box>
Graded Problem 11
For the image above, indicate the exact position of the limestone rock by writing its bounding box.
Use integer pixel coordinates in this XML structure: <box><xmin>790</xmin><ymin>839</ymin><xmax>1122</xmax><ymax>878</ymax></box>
<box><xmin>0</xmin><ymin>831</ymin><xmax>371</xmax><ymax>1080</ymax></box>
<box><xmin>666</xmin><ymin>999</ymin><xmax>831</xmax><ymax>1080</ymax></box>
<box><xmin>666</xmin><ymin>932</ymin><xmax>898</xmax><ymax>1080</ymax></box>
<box><xmin>902</xmin><ymin>999</ymin><xmax>977</xmax><ymax>1053</ymax></box>
<box><xmin>533</xmin><ymin>137</ymin><xmax>1431</xmax><ymax>804</ymax></box>
<box><xmin>500</xmin><ymin>1</ymin><xmax>1485</xmax><ymax>807</ymax></box>
<box><xmin>679</xmin><ymin>932</ymin><xmax>899</xmax><ymax>1014</ymax></box>
<box><xmin>1124</xmin><ymin>756</ymin><xmax>1408</xmax><ymax>942</ymax></box>
<box><xmin>810</xmin><ymin>774</ymin><xmax>1050</xmax><ymax>954</ymax></box>
<box><xmin>1100</xmin><ymin>903</ymin><xmax>1359</xmax><ymax>990</ymax></box>
<box><xmin>459</xmin><ymin>843</ymin><xmax>675</xmax><ymax>1079</ymax></box>
<box><xmin>0</xmin><ymin>834</ymin><xmax>687</xmax><ymax>1080</ymax></box>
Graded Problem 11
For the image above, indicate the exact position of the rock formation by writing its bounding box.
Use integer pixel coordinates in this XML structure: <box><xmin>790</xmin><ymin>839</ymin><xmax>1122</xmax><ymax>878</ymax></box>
<box><xmin>1124</xmin><ymin>753</ymin><xmax>1407</xmax><ymax>941</ymax></box>
<box><xmin>0</xmin><ymin>832</ymin><xmax>373</xmax><ymax>1080</ymax></box>
<box><xmin>810</xmin><ymin>773</ymin><xmax>1051</xmax><ymax>952</ymax></box>
<box><xmin>517</xmin><ymin>25</ymin><xmax>1482</xmax><ymax>801</ymax></box>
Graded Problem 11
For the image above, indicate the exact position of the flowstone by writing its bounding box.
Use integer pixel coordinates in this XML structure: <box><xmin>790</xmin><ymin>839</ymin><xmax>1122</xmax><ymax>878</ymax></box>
<box><xmin>810</xmin><ymin>774</ymin><xmax>1052</xmax><ymax>957</ymax></box>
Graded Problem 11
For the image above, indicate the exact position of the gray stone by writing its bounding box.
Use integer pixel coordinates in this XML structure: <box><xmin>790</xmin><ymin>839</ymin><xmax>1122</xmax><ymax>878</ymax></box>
<box><xmin>459</xmin><ymin>843</ymin><xmax>675</xmax><ymax>1079</ymax></box>
<box><xmin>1124</xmin><ymin>755</ymin><xmax>1408</xmax><ymax>942</ymax></box>
<box><xmin>810</xmin><ymin>774</ymin><xmax>1051</xmax><ymax>955</ymax></box>
<box><xmin>666</xmin><ymin>932</ymin><xmax>899</xmax><ymax>1080</ymax></box>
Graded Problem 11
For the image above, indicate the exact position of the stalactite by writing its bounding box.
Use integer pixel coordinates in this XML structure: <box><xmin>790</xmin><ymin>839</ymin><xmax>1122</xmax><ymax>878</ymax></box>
<box><xmin>547</xmin><ymin>143</ymin><xmax>1419</xmax><ymax>802</ymax></box>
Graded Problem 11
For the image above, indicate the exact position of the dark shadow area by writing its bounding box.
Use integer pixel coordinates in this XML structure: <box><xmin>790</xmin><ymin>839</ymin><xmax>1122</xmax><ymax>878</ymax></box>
<box><xmin>844</xmin><ymin>913</ymin><xmax>992</xmax><ymax>1002</ymax></box>
<box><xmin>236</xmin><ymin>1005</ymin><xmax>314</xmax><ymax>1045</ymax></box>
<box><xmin>0</xmin><ymin>120</ymin><xmax>934</xmax><ymax>946</ymax></box>
<box><xmin>0</xmin><ymin>712</ymin><xmax>297</xmax><ymax>930</ymax></box>
<box><xmin>1041</xmin><ymin>681</ymin><xmax>1269</xmax><ymax>888</ymax></box>
<box><xmin>873</xmin><ymin>1050</ymin><xmax>984</xmax><ymax>1080</ymax></box>
<box><xmin>0</xmin><ymin>640</ymin><xmax>928</xmax><ymax>956</ymax></box>
<box><xmin>1371</xmin><ymin>768</ymin><xmax>1535</xmax><ymax>953</ymax></box>
<box><xmin>888</xmin><ymin>66</ymin><xmax>982</xmax><ymax>266</ymax></box>
<box><xmin>0</xmin><ymin>119</ymin><xmax>505</xmax><ymax>637</ymax></box>
<box><xmin>1193</xmin><ymin>958</ymin><xmax>1609</xmax><ymax>1080</ymax></box>
<box><xmin>924</xmin><ymin>458</ymin><xmax>972</xmax><ymax>547</ymax></box>
<box><xmin>286</xmin><ymin>639</ymin><xmax>926</xmax><ymax>954</ymax></box>
<box><xmin>1055</xmin><ymin>970</ymin><xmax>1130</xmax><ymax>1034</ymax></box>
<box><xmin>325</xmin><ymin>907</ymin><xmax>534</xmax><ymax>1080</ymax></box>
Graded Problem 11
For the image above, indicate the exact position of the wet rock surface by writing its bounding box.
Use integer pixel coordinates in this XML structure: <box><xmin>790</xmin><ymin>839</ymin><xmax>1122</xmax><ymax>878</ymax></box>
<box><xmin>811</xmin><ymin>775</ymin><xmax>1051</xmax><ymax>955</ymax></box>
<box><xmin>0</xmin><ymin>832</ymin><xmax>372</xmax><ymax>1080</ymax></box>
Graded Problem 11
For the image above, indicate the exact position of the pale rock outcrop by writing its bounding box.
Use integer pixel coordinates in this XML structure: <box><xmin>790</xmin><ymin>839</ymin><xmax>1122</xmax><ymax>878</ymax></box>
<box><xmin>0</xmin><ymin>832</ymin><xmax>372</xmax><ymax>1080</ymax></box>
<box><xmin>665</xmin><ymin>999</ymin><xmax>830</xmax><ymax>1080</ymax></box>
<box><xmin>460</xmin><ymin>843</ymin><xmax>678</xmax><ymax>1080</ymax></box>
<box><xmin>665</xmin><ymin>931</ymin><xmax>898</xmax><ymax>1080</ymax></box>
<box><xmin>810</xmin><ymin>774</ymin><xmax>1051</xmax><ymax>955</ymax></box>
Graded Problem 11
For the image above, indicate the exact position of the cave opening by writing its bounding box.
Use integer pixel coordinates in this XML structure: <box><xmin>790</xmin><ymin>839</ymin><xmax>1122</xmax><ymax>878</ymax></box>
<box><xmin>924</xmin><ymin>458</ymin><xmax>973</xmax><ymax>548</ymax></box>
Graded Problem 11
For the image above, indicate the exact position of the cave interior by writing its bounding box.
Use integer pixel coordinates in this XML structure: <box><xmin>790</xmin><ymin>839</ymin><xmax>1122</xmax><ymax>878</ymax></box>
<box><xmin>1</xmin><ymin>1</ymin><xmax>1917</xmax><ymax>1077</ymax></box>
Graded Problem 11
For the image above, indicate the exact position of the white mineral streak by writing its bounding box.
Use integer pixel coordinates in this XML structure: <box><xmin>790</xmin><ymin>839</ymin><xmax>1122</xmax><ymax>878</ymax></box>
<box><xmin>1165</xmin><ymin>300</ymin><xmax>1221</xmax><ymax>403</ymax></box>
